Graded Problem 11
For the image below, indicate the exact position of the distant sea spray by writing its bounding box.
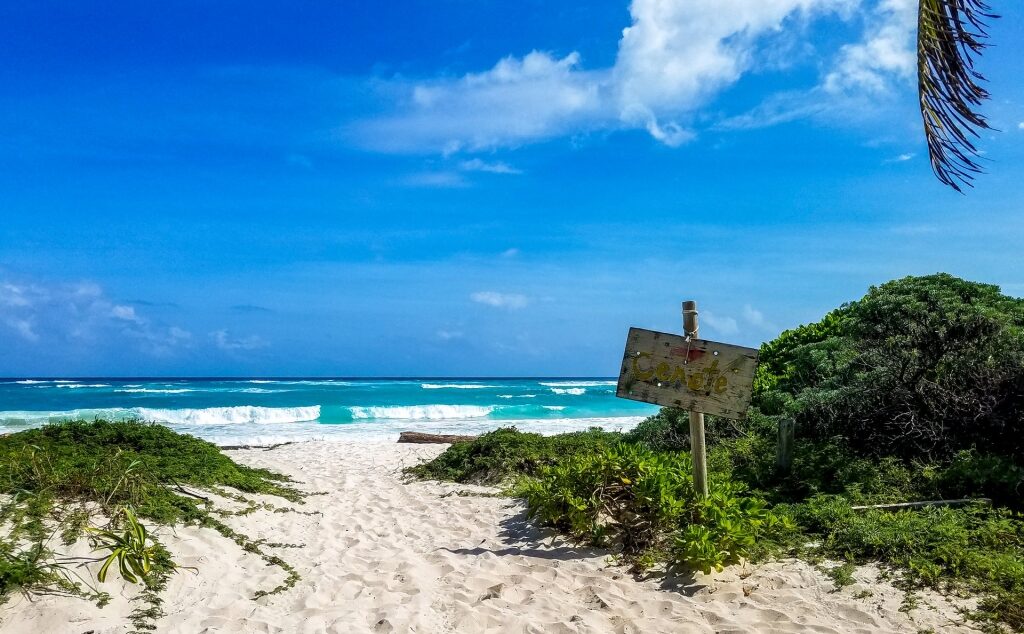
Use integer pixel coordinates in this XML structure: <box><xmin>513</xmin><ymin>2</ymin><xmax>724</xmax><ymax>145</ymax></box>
<box><xmin>0</xmin><ymin>378</ymin><xmax>655</xmax><ymax>444</ymax></box>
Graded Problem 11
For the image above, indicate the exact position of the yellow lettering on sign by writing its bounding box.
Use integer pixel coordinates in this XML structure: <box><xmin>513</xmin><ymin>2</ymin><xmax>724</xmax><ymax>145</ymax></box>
<box><xmin>631</xmin><ymin>351</ymin><xmax>732</xmax><ymax>394</ymax></box>
<box><xmin>632</xmin><ymin>352</ymin><xmax>654</xmax><ymax>381</ymax></box>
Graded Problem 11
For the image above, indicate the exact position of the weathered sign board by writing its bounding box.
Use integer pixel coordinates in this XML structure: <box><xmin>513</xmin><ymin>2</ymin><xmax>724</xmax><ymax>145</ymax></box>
<box><xmin>616</xmin><ymin>327</ymin><xmax>759</xmax><ymax>419</ymax></box>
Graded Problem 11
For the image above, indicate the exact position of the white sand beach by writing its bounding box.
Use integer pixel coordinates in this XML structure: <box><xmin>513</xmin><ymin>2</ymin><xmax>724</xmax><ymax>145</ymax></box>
<box><xmin>0</xmin><ymin>441</ymin><xmax>981</xmax><ymax>633</ymax></box>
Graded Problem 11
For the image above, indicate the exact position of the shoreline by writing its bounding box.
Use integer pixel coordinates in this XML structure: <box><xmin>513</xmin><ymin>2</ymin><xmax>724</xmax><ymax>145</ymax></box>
<box><xmin>0</xmin><ymin>440</ymin><xmax>980</xmax><ymax>633</ymax></box>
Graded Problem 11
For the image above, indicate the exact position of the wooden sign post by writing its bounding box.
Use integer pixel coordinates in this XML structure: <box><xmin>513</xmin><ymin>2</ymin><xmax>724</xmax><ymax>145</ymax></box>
<box><xmin>616</xmin><ymin>301</ymin><xmax>759</xmax><ymax>497</ymax></box>
<box><xmin>682</xmin><ymin>301</ymin><xmax>708</xmax><ymax>497</ymax></box>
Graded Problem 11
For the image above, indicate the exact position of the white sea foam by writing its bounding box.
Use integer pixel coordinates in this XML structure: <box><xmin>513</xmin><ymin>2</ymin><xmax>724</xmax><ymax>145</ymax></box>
<box><xmin>550</xmin><ymin>387</ymin><xmax>586</xmax><ymax>395</ymax></box>
<box><xmin>194</xmin><ymin>416</ymin><xmax>651</xmax><ymax>446</ymax></box>
<box><xmin>53</xmin><ymin>383</ymin><xmax>110</xmax><ymax>389</ymax></box>
<box><xmin>116</xmin><ymin>388</ymin><xmax>196</xmax><ymax>394</ymax></box>
<box><xmin>134</xmin><ymin>406</ymin><xmax>321</xmax><ymax>425</ymax></box>
<box><xmin>16</xmin><ymin>380</ymin><xmax>81</xmax><ymax>384</ymax></box>
<box><xmin>540</xmin><ymin>381</ymin><xmax>616</xmax><ymax>387</ymax></box>
<box><xmin>420</xmin><ymin>383</ymin><xmax>498</xmax><ymax>390</ymax></box>
<box><xmin>349</xmin><ymin>405</ymin><xmax>494</xmax><ymax>420</ymax></box>
<box><xmin>498</xmin><ymin>394</ymin><xmax>537</xmax><ymax>399</ymax></box>
<box><xmin>247</xmin><ymin>380</ymin><xmax>354</xmax><ymax>386</ymax></box>
<box><xmin>0</xmin><ymin>409</ymin><xmax>133</xmax><ymax>426</ymax></box>
<box><xmin>542</xmin><ymin>406</ymin><xmax>567</xmax><ymax>411</ymax></box>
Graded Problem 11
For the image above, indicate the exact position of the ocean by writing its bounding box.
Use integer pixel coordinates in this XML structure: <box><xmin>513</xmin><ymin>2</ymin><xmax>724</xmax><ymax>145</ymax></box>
<box><xmin>0</xmin><ymin>378</ymin><xmax>658</xmax><ymax>445</ymax></box>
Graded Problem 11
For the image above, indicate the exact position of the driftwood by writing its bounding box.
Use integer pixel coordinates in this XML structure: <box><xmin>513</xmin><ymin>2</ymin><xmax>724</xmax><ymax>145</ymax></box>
<box><xmin>218</xmin><ymin>441</ymin><xmax>297</xmax><ymax>451</ymax></box>
<box><xmin>397</xmin><ymin>431</ymin><xmax>478</xmax><ymax>444</ymax></box>
<box><xmin>851</xmin><ymin>498</ymin><xmax>991</xmax><ymax>512</ymax></box>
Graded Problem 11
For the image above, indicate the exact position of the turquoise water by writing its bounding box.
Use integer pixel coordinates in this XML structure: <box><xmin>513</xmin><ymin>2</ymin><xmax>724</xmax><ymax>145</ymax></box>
<box><xmin>0</xmin><ymin>378</ymin><xmax>657</xmax><ymax>444</ymax></box>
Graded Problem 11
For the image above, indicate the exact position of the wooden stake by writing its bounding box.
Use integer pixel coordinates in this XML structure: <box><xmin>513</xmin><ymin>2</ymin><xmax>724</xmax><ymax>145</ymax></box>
<box><xmin>776</xmin><ymin>418</ymin><xmax>794</xmax><ymax>474</ymax></box>
<box><xmin>683</xmin><ymin>300</ymin><xmax>709</xmax><ymax>498</ymax></box>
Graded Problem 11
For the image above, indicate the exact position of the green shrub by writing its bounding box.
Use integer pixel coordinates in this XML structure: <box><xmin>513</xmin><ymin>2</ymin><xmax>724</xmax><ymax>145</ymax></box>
<box><xmin>0</xmin><ymin>420</ymin><xmax>306</xmax><ymax>623</ymax></box>
<box><xmin>520</xmin><ymin>443</ymin><xmax>791</xmax><ymax>572</ymax></box>
<box><xmin>939</xmin><ymin>450</ymin><xmax>1024</xmax><ymax>508</ymax></box>
<box><xmin>520</xmin><ymin>443</ymin><xmax>693</xmax><ymax>552</ymax></box>
<box><xmin>622</xmin><ymin>408</ymin><xmax>691</xmax><ymax>451</ymax></box>
<box><xmin>674</xmin><ymin>484</ymin><xmax>791</xmax><ymax>574</ymax></box>
<box><xmin>407</xmin><ymin>426</ymin><xmax>621</xmax><ymax>484</ymax></box>
<box><xmin>768</xmin><ymin>274</ymin><xmax>1024</xmax><ymax>462</ymax></box>
<box><xmin>791</xmin><ymin>495</ymin><xmax>1024</xmax><ymax>628</ymax></box>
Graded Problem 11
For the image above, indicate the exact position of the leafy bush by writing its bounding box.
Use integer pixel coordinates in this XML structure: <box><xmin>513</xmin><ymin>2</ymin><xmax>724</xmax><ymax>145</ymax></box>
<box><xmin>622</xmin><ymin>408</ymin><xmax>691</xmax><ymax>451</ymax></box>
<box><xmin>0</xmin><ymin>420</ymin><xmax>306</xmax><ymax>624</ymax></box>
<box><xmin>519</xmin><ymin>443</ymin><xmax>790</xmax><ymax>572</ymax></box>
<box><xmin>407</xmin><ymin>426</ymin><xmax>622</xmax><ymax>484</ymax></box>
<box><xmin>674</xmin><ymin>484</ymin><xmax>791</xmax><ymax>574</ymax></box>
<box><xmin>623</xmin><ymin>408</ymin><xmax>750</xmax><ymax>453</ymax></box>
<box><xmin>763</xmin><ymin>274</ymin><xmax>1024</xmax><ymax>461</ymax></box>
<box><xmin>791</xmin><ymin>495</ymin><xmax>1024</xmax><ymax>630</ymax></box>
<box><xmin>520</xmin><ymin>443</ymin><xmax>693</xmax><ymax>552</ymax></box>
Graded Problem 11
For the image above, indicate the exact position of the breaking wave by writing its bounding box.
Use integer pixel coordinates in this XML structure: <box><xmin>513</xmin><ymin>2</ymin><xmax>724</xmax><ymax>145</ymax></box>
<box><xmin>550</xmin><ymin>387</ymin><xmax>586</xmax><ymax>395</ymax></box>
<box><xmin>134</xmin><ymin>406</ymin><xmax>321</xmax><ymax>425</ymax></box>
<box><xmin>420</xmin><ymin>383</ymin><xmax>499</xmax><ymax>390</ymax></box>
<box><xmin>349</xmin><ymin>405</ymin><xmax>494</xmax><ymax>420</ymax></box>
<box><xmin>540</xmin><ymin>381</ymin><xmax>616</xmax><ymax>387</ymax></box>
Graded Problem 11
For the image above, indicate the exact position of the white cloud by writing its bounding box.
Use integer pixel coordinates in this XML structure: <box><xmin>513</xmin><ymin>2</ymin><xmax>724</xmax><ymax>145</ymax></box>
<box><xmin>742</xmin><ymin>304</ymin><xmax>778</xmax><ymax>332</ymax></box>
<box><xmin>721</xmin><ymin>1</ymin><xmax>917</xmax><ymax>131</ymax></box>
<box><xmin>6</xmin><ymin>318</ymin><xmax>38</xmax><ymax>342</ymax></box>
<box><xmin>700</xmin><ymin>310</ymin><xmax>739</xmax><ymax>336</ymax></box>
<box><xmin>0</xmin><ymin>283</ymin><xmax>33</xmax><ymax>308</ymax></box>
<box><xmin>500</xmin><ymin>248</ymin><xmax>520</xmax><ymax>258</ymax></box>
<box><xmin>402</xmin><ymin>171</ymin><xmax>470</xmax><ymax>188</ymax></box>
<box><xmin>0</xmin><ymin>276</ymin><xmax>192</xmax><ymax>356</ymax></box>
<box><xmin>353</xmin><ymin>0</ymin><xmax>858</xmax><ymax>153</ymax></box>
<box><xmin>742</xmin><ymin>305</ymin><xmax>766</xmax><ymax>327</ymax></box>
<box><xmin>436</xmin><ymin>329</ymin><xmax>464</xmax><ymax>341</ymax></box>
<box><xmin>358</xmin><ymin>51</ymin><xmax>605</xmax><ymax>153</ymax></box>
<box><xmin>459</xmin><ymin>158</ymin><xmax>523</xmax><ymax>175</ymax></box>
<box><xmin>1018</xmin><ymin>122</ymin><xmax>1024</xmax><ymax>130</ymax></box>
<box><xmin>111</xmin><ymin>304</ymin><xmax>143</xmax><ymax>323</ymax></box>
<box><xmin>882</xmin><ymin>152</ymin><xmax>915</xmax><ymax>163</ymax></box>
<box><xmin>471</xmin><ymin>291</ymin><xmax>529</xmax><ymax>309</ymax></box>
<box><xmin>211</xmin><ymin>330</ymin><xmax>268</xmax><ymax>351</ymax></box>
<box><xmin>824</xmin><ymin>0</ymin><xmax>916</xmax><ymax>95</ymax></box>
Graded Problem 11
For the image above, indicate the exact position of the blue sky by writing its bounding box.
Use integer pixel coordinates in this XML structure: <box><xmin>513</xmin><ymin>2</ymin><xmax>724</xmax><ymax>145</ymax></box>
<box><xmin>1</xmin><ymin>0</ymin><xmax>1022</xmax><ymax>377</ymax></box>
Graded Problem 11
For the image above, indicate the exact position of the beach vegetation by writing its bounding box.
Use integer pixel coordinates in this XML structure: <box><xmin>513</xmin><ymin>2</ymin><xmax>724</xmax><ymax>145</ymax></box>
<box><xmin>0</xmin><ymin>419</ymin><xmax>306</xmax><ymax>629</ymax></box>
<box><xmin>414</xmin><ymin>273</ymin><xmax>1024</xmax><ymax>630</ymax></box>
<box><xmin>406</xmin><ymin>426</ymin><xmax>621</xmax><ymax>484</ymax></box>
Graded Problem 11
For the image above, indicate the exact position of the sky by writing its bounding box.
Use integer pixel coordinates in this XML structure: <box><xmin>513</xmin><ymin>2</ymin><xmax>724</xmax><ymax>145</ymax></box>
<box><xmin>1</xmin><ymin>0</ymin><xmax>1022</xmax><ymax>377</ymax></box>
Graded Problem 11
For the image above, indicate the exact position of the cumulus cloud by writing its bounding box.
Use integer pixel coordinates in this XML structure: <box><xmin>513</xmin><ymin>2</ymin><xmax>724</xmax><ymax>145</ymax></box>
<box><xmin>352</xmin><ymin>0</ymin><xmax>868</xmax><ymax>153</ymax></box>
<box><xmin>358</xmin><ymin>51</ymin><xmax>604</xmax><ymax>153</ymax></box>
<box><xmin>459</xmin><ymin>158</ymin><xmax>523</xmax><ymax>175</ymax></box>
<box><xmin>700</xmin><ymin>310</ymin><xmax>739</xmax><ymax>336</ymax></box>
<box><xmin>0</xmin><ymin>277</ymin><xmax>192</xmax><ymax>356</ymax></box>
<box><xmin>470</xmin><ymin>291</ymin><xmax>529</xmax><ymax>309</ymax></box>
<box><xmin>742</xmin><ymin>304</ymin><xmax>778</xmax><ymax>332</ymax></box>
<box><xmin>211</xmin><ymin>330</ymin><xmax>269</xmax><ymax>351</ymax></box>
<box><xmin>823</xmin><ymin>0</ymin><xmax>916</xmax><ymax>95</ymax></box>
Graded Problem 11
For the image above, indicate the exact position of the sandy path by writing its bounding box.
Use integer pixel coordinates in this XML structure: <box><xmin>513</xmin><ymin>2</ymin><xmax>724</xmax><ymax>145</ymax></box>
<box><xmin>0</xmin><ymin>441</ymin><xmax>979</xmax><ymax>633</ymax></box>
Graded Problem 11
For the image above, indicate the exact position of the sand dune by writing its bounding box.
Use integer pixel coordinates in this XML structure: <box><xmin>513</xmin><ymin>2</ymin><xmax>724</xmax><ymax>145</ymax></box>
<box><xmin>0</xmin><ymin>442</ymin><xmax>980</xmax><ymax>633</ymax></box>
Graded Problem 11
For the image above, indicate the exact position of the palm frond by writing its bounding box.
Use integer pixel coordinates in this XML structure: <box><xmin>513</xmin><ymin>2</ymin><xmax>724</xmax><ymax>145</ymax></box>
<box><xmin>917</xmin><ymin>0</ymin><xmax>997</xmax><ymax>193</ymax></box>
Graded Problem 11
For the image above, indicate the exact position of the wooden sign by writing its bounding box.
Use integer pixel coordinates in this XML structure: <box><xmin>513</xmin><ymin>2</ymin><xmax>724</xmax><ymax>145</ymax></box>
<box><xmin>616</xmin><ymin>327</ymin><xmax>759</xmax><ymax>419</ymax></box>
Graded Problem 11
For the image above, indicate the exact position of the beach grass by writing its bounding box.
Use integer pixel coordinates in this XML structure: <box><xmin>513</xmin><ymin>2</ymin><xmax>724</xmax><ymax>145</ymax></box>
<box><xmin>0</xmin><ymin>419</ymin><xmax>306</xmax><ymax>629</ymax></box>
